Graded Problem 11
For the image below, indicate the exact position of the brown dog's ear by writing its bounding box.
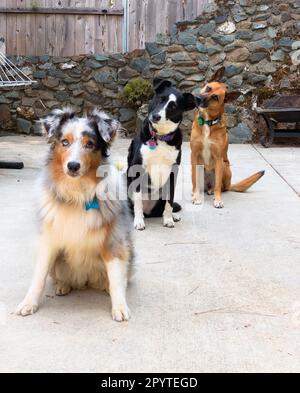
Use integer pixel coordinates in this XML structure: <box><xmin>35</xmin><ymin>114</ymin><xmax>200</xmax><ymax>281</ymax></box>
<box><xmin>225</xmin><ymin>91</ymin><xmax>241</xmax><ymax>103</ymax></box>
<box><xmin>208</xmin><ymin>67</ymin><xmax>225</xmax><ymax>82</ymax></box>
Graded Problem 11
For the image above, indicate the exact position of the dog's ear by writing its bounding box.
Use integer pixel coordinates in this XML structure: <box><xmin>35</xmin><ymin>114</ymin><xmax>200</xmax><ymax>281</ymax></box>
<box><xmin>225</xmin><ymin>91</ymin><xmax>240</xmax><ymax>103</ymax></box>
<box><xmin>153</xmin><ymin>78</ymin><xmax>172</xmax><ymax>93</ymax></box>
<box><xmin>183</xmin><ymin>93</ymin><xmax>198</xmax><ymax>111</ymax></box>
<box><xmin>91</xmin><ymin>109</ymin><xmax>120</xmax><ymax>143</ymax></box>
<box><xmin>41</xmin><ymin>108</ymin><xmax>75</xmax><ymax>138</ymax></box>
<box><xmin>209</xmin><ymin>66</ymin><xmax>225</xmax><ymax>82</ymax></box>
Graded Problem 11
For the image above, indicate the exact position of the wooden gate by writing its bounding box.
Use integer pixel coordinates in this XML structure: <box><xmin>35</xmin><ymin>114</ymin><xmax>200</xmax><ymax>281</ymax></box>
<box><xmin>0</xmin><ymin>0</ymin><xmax>124</xmax><ymax>56</ymax></box>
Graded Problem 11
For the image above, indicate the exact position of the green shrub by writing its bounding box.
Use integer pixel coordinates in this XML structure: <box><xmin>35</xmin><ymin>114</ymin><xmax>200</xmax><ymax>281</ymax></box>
<box><xmin>119</xmin><ymin>78</ymin><xmax>154</xmax><ymax>109</ymax></box>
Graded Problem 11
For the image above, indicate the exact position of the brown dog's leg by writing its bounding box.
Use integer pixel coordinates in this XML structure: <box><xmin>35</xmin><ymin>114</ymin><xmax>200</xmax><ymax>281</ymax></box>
<box><xmin>205</xmin><ymin>170</ymin><xmax>215</xmax><ymax>195</ymax></box>
<box><xmin>191</xmin><ymin>149</ymin><xmax>203</xmax><ymax>205</ymax></box>
<box><xmin>222</xmin><ymin>159</ymin><xmax>232</xmax><ymax>191</ymax></box>
<box><xmin>214</xmin><ymin>158</ymin><xmax>224</xmax><ymax>208</ymax></box>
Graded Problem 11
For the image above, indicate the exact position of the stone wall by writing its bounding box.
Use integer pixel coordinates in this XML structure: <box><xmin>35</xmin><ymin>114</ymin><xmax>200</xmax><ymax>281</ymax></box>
<box><xmin>0</xmin><ymin>0</ymin><xmax>299</xmax><ymax>142</ymax></box>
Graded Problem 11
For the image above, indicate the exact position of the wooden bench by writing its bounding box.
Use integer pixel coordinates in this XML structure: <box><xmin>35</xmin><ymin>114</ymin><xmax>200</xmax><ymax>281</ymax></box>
<box><xmin>256</xmin><ymin>95</ymin><xmax>300</xmax><ymax>148</ymax></box>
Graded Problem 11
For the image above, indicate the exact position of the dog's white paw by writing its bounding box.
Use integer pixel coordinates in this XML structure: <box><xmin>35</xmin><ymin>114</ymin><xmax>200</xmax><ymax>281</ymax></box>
<box><xmin>193</xmin><ymin>199</ymin><xmax>202</xmax><ymax>205</ymax></box>
<box><xmin>192</xmin><ymin>195</ymin><xmax>202</xmax><ymax>205</ymax></box>
<box><xmin>16</xmin><ymin>300</ymin><xmax>39</xmax><ymax>317</ymax></box>
<box><xmin>163</xmin><ymin>217</ymin><xmax>175</xmax><ymax>228</ymax></box>
<box><xmin>172</xmin><ymin>213</ymin><xmax>181</xmax><ymax>222</ymax></box>
<box><xmin>112</xmin><ymin>304</ymin><xmax>131</xmax><ymax>322</ymax></box>
<box><xmin>55</xmin><ymin>283</ymin><xmax>72</xmax><ymax>296</ymax></box>
<box><xmin>134</xmin><ymin>218</ymin><xmax>146</xmax><ymax>231</ymax></box>
<box><xmin>214</xmin><ymin>200</ymin><xmax>224</xmax><ymax>209</ymax></box>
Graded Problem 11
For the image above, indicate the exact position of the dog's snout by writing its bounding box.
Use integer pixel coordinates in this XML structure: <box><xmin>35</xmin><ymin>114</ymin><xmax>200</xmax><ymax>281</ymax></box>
<box><xmin>196</xmin><ymin>95</ymin><xmax>208</xmax><ymax>108</ymax></box>
<box><xmin>67</xmin><ymin>162</ymin><xmax>81</xmax><ymax>173</ymax></box>
<box><xmin>196</xmin><ymin>96</ymin><xmax>204</xmax><ymax>106</ymax></box>
<box><xmin>151</xmin><ymin>114</ymin><xmax>161</xmax><ymax>123</ymax></box>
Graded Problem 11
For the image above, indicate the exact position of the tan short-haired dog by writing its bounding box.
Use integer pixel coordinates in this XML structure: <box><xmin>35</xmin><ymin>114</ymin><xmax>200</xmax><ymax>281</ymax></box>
<box><xmin>191</xmin><ymin>67</ymin><xmax>265</xmax><ymax>208</ymax></box>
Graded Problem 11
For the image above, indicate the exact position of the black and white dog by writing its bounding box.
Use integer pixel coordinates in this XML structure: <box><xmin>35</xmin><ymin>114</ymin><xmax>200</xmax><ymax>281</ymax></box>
<box><xmin>127</xmin><ymin>79</ymin><xmax>197</xmax><ymax>230</ymax></box>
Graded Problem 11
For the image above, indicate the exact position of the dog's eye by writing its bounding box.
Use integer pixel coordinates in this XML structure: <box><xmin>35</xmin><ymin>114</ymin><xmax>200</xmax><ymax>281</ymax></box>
<box><xmin>212</xmin><ymin>95</ymin><xmax>219</xmax><ymax>101</ymax></box>
<box><xmin>206</xmin><ymin>86</ymin><xmax>212</xmax><ymax>93</ymax></box>
<box><xmin>161</xmin><ymin>96</ymin><xmax>168</xmax><ymax>103</ymax></box>
<box><xmin>61</xmin><ymin>139</ymin><xmax>70</xmax><ymax>147</ymax></box>
<box><xmin>84</xmin><ymin>141</ymin><xmax>95</xmax><ymax>149</ymax></box>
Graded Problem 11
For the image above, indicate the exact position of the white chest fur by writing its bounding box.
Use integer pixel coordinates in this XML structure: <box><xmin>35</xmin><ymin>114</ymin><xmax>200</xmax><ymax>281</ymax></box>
<box><xmin>40</xmin><ymin>195</ymin><xmax>104</xmax><ymax>252</ymax></box>
<box><xmin>40</xmin><ymin>195</ymin><xmax>107</xmax><ymax>288</ymax></box>
<box><xmin>202</xmin><ymin>124</ymin><xmax>213</xmax><ymax>167</ymax></box>
<box><xmin>141</xmin><ymin>141</ymin><xmax>179</xmax><ymax>190</ymax></box>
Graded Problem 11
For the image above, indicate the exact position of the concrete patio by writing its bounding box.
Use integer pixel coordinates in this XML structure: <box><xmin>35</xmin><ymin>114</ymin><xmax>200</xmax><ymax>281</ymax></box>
<box><xmin>0</xmin><ymin>136</ymin><xmax>299</xmax><ymax>373</ymax></box>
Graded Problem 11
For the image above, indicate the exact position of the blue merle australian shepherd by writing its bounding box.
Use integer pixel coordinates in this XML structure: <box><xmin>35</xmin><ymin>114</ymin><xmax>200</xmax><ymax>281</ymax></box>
<box><xmin>16</xmin><ymin>108</ymin><xmax>134</xmax><ymax>322</ymax></box>
<box><xmin>127</xmin><ymin>79</ymin><xmax>197</xmax><ymax>230</ymax></box>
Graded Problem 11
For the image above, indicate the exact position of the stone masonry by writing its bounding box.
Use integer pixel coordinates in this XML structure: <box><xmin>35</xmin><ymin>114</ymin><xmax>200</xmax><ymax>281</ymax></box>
<box><xmin>0</xmin><ymin>0</ymin><xmax>299</xmax><ymax>142</ymax></box>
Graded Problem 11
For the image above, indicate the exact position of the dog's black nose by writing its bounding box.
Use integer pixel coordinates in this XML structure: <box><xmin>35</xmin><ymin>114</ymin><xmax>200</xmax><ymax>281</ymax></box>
<box><xmin>152</xmin><ymin>114</ymin><xmax>161</xmax><ymax>123</ymax></box>
<box><xmin>195</xmin><ymin>96</ymin><xmax>204</xmax><ymax>107</ymax></box>
<box><xmin>67</xmin><ymin>162</ymin><xmax>81</xmax><ymax>173</ymax></box>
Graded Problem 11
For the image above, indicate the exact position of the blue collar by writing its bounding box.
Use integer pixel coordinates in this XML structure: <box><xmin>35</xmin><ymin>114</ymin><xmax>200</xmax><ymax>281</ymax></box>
<box><xmin>85</xmin><ymin>198</ymin><xmax>100</xmax><ymax>211</ymax></box>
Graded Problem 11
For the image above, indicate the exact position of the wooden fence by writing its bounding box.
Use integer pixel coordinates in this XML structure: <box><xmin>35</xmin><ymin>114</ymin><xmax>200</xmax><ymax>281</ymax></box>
<box><xmin>0</xmin><ymin>0</ymin><xmax>206</xmax><ymax>56</ymax></box>
<box><xmin>128</xmin><ymin>0</ymin><xmax>206</xmax><ymax>51</ymax></box>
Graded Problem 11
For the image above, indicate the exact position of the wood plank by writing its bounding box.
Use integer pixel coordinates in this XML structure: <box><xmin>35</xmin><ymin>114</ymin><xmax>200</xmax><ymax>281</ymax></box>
<box><xmin>63</xmin><ymin>14</ymin><xmax>76</xmax><ymax>56</ymax></box>
<box><xmin>44</xmin><ymin>0</ymin><xmax>55</xmax><ymax>55</ymax></box>
<box><xmin>5</xmin><ymin>0</ymin><xmax>17</xmax><ymax>55</ymax></box>
<box><xmin>167</xmin><ymin>0</ymin><xmax>178</xmax><ymax>32</ymax></box>
<box><xmin>84</xmin><ymin>0</ymin><xmax>96</xmax><ymax>55</ymax></box>
<box><xmin>24</xmin><ymin>0</ymin><xmax>36</xmax><ymax>56</ymax></box>
<box><xmin>95</xmin><ymin>1</ymin><xmax>122</xmax><ymax>54</ymax></box>
<box><xmin>0</xmin><ymin>0</ymin><xmax>7</xmax><ymax>45</ymax></box>
<box><xmin>145</xmin><ymin>0</ymin><xmax>156</xmax><ymax>42</ymax></box>
<box><xmin>106</xmin><ymin>14</ymin><xmax>123</xmax><ymax>53</ymax></box>
<box><xmin>35</xmin><ymin>0</ymin><xmax>46</xmax><ymax>55</ymax></box>
<box><xmin>128</xmin><ymin>0</ymin><xmax>137</xmax><ymax>51</ymax></box>
<box><xmin>94</xmin><ymin>15</ymin><xmax>105</xmax><ymax>53</ymax></box>
<box><xmin>128</xmin><ymin>0</ymin><xmax>147</xmax><ymax>51</ymax></box>
<box><xmin>103</xmin><ymin>0</ymin><xmax>123</xmax><ymax>53</ymax></box>
<box><xmin>16</xmin><ymin>0</ymin><xmax>28</xmax><ymax>56</ymax></box>
<box><xmin>0</xmin><ymin>7</ymin><xmax>124</xmax><ymax>15</ymax></box>
<box><xmin>74</xmin><ymin>14</ymin><xmax>86</xmax><ymax>55</ymax></box>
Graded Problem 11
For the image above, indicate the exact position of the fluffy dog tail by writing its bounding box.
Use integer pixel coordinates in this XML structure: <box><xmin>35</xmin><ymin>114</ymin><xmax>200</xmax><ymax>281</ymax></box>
<box><xmin>230</xmin><ymin>170</ymin><xmax>265</xmax><ymax>193</ymax></box>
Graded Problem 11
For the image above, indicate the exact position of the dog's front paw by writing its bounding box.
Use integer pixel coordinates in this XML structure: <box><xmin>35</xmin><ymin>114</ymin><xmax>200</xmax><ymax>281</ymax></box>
<box><xmin>192</xmin><ymin>194</ymin><xmax>202</xmax><ymax>205</ymax></box>
<box><xmin>172</xmin><ymin>213</ymin><xmax>181</xmax><ymax>222</ymax></box>
<box><xmin>163</xmin><ymin>217</ymin><xmax>175</xmax><ymax>228</ymax></box>
<box><xmin>16</xmin><ymin>300</ymin><xmax>39</xmax><ymax>317</ymax></box>
<box><xmin>134</xmin><ymin>218</ymin><xmax>146</xmax><ymax>231</ymax></box>
<box><xmin>214</xmin><ymin>200</ymin><xmax>224</xmax><ymax>209</ymax></box>
<box><xmin>55</xmin><ymin>283</ymin><xmax>72</xmax><ymax>296</ymax></box>
<box><xmin>112</xmin><ymin>304</ymin><xmax>131</xmax><ymax>322</ymax></box>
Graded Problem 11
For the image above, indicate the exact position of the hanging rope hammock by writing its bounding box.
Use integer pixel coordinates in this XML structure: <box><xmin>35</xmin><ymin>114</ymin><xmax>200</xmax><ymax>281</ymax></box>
<box><xmin>0</xmin><ymin>38</ymin><xmax>36</xmax><ymax>169</ymax></box>
<box><xmin>0</xmin><ymin>53</ymin><xmax>36</xmax><ymax>88</ymax></box>
<box><xmin>0</xmin><ymin>38</ymin><xmax>36</xmax><ymax>88</ymax></box>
